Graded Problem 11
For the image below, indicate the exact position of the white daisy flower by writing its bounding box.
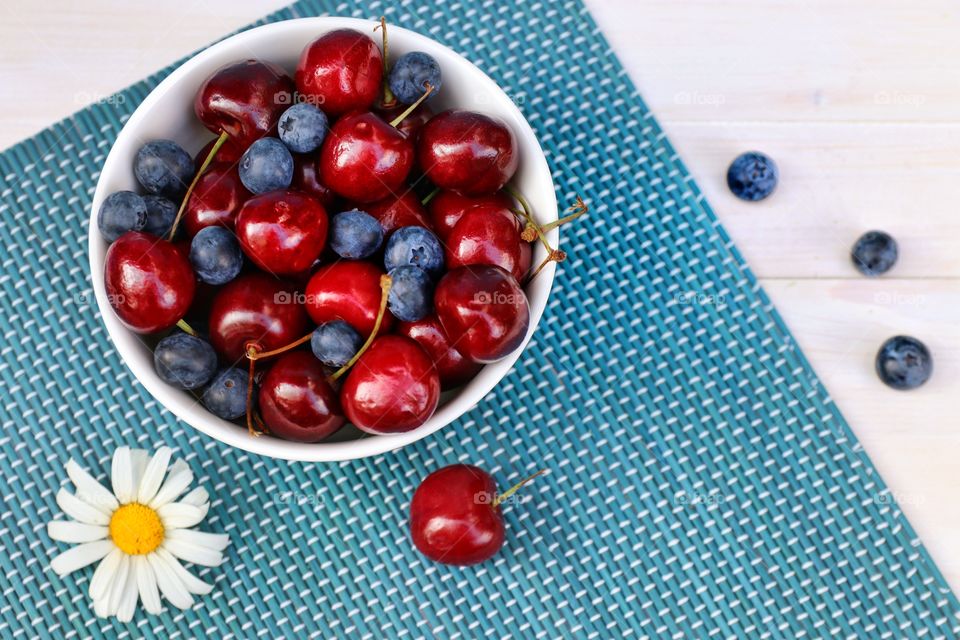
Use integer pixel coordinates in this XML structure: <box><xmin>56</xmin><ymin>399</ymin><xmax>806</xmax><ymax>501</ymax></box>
<box><xmin>46</xmin><ymin>446</ymin><xmax>229</xmax><ymax>621</ymax></box>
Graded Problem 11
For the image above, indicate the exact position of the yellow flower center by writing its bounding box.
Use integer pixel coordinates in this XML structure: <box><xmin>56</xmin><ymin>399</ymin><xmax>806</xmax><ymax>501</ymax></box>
<box><xmin>109</xmin><ymin>503</ymin><xmax>165</xmax><ymax>555</ymax></box>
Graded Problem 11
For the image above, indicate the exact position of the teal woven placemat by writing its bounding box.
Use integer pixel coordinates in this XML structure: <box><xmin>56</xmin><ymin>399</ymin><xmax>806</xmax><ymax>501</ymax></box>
<box><xmin>1</xmin><ymin>0</ymin><xmax>958</xmax><ymax>638</ymax></box>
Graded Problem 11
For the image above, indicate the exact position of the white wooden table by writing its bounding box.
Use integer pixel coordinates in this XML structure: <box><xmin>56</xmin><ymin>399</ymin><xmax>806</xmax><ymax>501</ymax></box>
<box><xmin>3</xmin><ymin>0</ymin><xmax>958</xmax><ymax>590</ymax></box>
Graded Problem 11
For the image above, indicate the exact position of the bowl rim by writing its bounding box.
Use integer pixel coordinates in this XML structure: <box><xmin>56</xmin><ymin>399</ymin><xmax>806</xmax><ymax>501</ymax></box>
<box><xmin>88</xmin><ymin>16</ymin><xmax>559</xmax><ymax>462</ymax></box>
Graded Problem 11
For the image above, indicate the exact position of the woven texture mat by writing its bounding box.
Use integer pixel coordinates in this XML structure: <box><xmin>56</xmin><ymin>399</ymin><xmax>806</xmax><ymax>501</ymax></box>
<box><xmin>1</xmin><ymin>0</ymin><xmax>957</xmax><ymax>638</ymax></box>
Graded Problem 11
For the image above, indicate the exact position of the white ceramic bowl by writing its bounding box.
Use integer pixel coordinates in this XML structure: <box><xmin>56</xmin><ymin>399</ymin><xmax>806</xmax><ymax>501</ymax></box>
<box><xmin>89</xmin><ymin>17</ymin><xmax>558</xmax><ymax>462</ymax></box>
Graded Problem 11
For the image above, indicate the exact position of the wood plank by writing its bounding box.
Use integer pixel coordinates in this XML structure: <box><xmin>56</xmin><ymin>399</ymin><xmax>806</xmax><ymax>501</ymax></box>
<box><xmin>668</xmin><ymin>122</ymin><xmax>960</xmax><ymax>278</ymax></box>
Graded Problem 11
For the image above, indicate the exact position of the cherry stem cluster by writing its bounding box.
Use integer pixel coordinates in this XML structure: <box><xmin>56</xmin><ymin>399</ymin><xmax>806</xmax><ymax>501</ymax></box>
<box><xmin>507</xmin><ymin>188</ymin><xmax>588</xmax><ymax>284</ymax></box>
<box><xmin>167</xmin><ymin>130</ymin><xmax>229</xmax><ymax>241</ymax></box>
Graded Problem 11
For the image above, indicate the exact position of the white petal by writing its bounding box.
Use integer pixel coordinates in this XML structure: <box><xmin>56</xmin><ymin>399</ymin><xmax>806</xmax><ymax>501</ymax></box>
<box><xmin>148</xmin><ymin>462</ymin><xmax>193</xmax><ymax>509</ymax></box>
<box><xmin>136</xmin><ymin>556</ymin><xmax>162</xmax><ymax>615</ymax></box>
<box><xmin>49</xmin><ymin>540</ymin><xmax>113</xmax><ymax>576</ymax></box>
<box><xmin>111</xmin><ymin>447</ymin><xmax>135</xmax><ymax>504</ymax></box>
<box><xmin>136</xmin><ymin>447</ymin><xmax>172</xmax><ymax>505</ymax></box>
<box><xmin>47</xmin><ymin>521</ymin><xmax>107</xmax><ymax>543</ymax></box>
<box><xmin>130</xmin><ymin>449</ymin><xmax>150</xmax><ymax>490</ymax></box>
<box><xmin>107</xmin><ymin>555</ymin><xmax>130</xmax><ymax>616</ymax></box>
<box><xmin>117</xmin><ymin>560</ymin><xmax>139</xmax><ymax>622</ymax></box>
<box><xmin>157</xmin><ymin>502</ymin><xmax>208</xmax><ymax>529</ymax></box>
<box><xmin>157</xmin><ymin>548</ymin><xmax>214</xmax><ymax>595</ymax></box>
<box><xmin>179</xmin><ymin>486</ymin><xmax>209</xmax><ymax>508</ymax></box>
<box><xmin>162</xmin><ymin>539</ymin><xmax>223</xmax><ymax>567</ymax></box>
<box><xmin>56</xmin><ymin>489</ymin><xmax>110</xmax><ymax>526</ymax></box>
<box><xmin>147</xmin><ymin>552</ymin><xmax>193</xmax><ymax>610</ymax></box>
<box><xmin>89</xmin><ymin>547</ymin><xmax>123</xmax><ymax>600</ymax></box>
<box><xmin>66</xmin><ymin>459</ymin><xmax>119</xmax><ymax>513</ymax></box>
<box><xmin>93</xmin><ymin>595</ymin><xmax>110</xmax><ymax>618</ymax></box>
<box><xmin>165</xmin><ymin>528</ymin><xmax>229</xmax><ymax>552</ymax></box>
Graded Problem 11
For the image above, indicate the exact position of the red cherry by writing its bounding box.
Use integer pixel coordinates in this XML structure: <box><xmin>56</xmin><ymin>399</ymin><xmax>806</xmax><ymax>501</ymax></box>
<box><xmin>409</xmin><ymin>464</ymin><xmax>504</xmax><ymax>565</ymax></box>
<box><xmin>258</xmin><ymin>351</ymin><xmax>345</xmax><ymax>442</ymax></box>
<box><xmin>193</xmin><ymin>138</ymin><xmax>243</xmax><ymax>171</ymax></box>
<box><xmin>208</xmin><ymin>273</ymin><xmax>309</xmax><ymax>362</ymax></box>
<box><xmin>445</xmin><ymin>205</ymin><xmax>526</xmax><ymax>280</ymax></box>
<box><xmin>428</xmin><ymin>190</ymin><xmax>515</xmax><ymax>240</ymax></box>
<box><xmin>235</xmin><ymin>190</ymin><xmax>328</xmax><ymax>275</ymax></box>
<box><xmin>340</xmin><ymin>335</ymin><xmax>439</xmax><ymax>434</ymax></box>
<box><xmin>434</xmin><ymin>265</ymin><xmax>530</xmax><ymax>363</ymax></box>
<box><xmin>183</xmin><ymin>162</ymin><xmax>250</xmax><ymax>237</ymax></box>
<box><xmin>295</xmin><ymin>29</ymin><xmax>382</xmax><ymax>117</ymax></box>
<box><xmin>103</xmin><ymin>232</ymin><xmax>196</xmax><ymax>334</ymax></box>
<box><xmin>364</xmin><ymin>190</ymin><xmax>432</xmax><ymax>236</ymax></box>
<box><xmin>517</xmin><ymin>239</ymin><xmax>532</xmax><ymax>281</ymax></box>
<box><xmin>319</xmin><ymin>112</ymin><xmax>414</xmax><ymax>203</ymax></box>
<box><xmin>417</xmin><ymin>110</ymin><xmax>518</xmax><ymax>196</ymax></box>
<box><xmin>292</xmin><ymin>154</ymin><xmax>338</xmax><ymax>209</ymax></box>
<box><xmin>397</xmin><ymin>314</ymin><xmax>482</xmax><ymax>390</ymax></box>
<box><xmin>304</xmin><ymin>261</ymin><xmax>394</xmax><ymax>337</ymax></box>
<box><xmin>195</xmin><ymin>59</ymin><xmax>294</xmax><ymax>148</ymax></box>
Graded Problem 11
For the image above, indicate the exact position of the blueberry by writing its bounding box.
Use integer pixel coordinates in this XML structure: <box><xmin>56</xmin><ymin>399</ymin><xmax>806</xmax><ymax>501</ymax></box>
<box><xmin>387</xmin><ymin>266</ymin><xmax>433</xmax><ymax>322</ymax></box>
<box><xmin>384</xmin><ymin>226</ymin><xmax>444</xmax><ymax>276</ymax></box>
<box><xmin>239</xmin><ymin>137</ymin><xmax>294</xmax><ymax>194</ymax></box>
<box><xmin>97</xmin><ymin>190</ymin><xmax>147</xmax><ymax>242</ymax></box>
<box><xmin>202</xmin><ymin>368</ymin><xmax>249</xmax><ymax>420</ymax></box>
<box><xmin>189</xmin><ymin>226</ymin><xmax>243</xmax><ymax>285</ymax></box>
<box><xmin>310</xmin><ymin>320</ymin><xmax>363</xmax><ymax>368</ymax></box>
<box><xmin>330</xmin><ymin>210</ymin><xmax>384</xmax><ymax>259</ymax></box>
<box><xmin>851</xmin><ymin>230</ymin><xmax>898</xmax><ymax>276</ymax></box>
<box><xmin>134</xmin><ymin>140</ymin><xmax>193</xmax><ymax>198</ymax></box>
<box><xmin>726</xmin><ymin>151</ymin><xmax>778</xmax><ymax>201</ymax></box>
<box><xmin>876</xmin><ymin>336</ymin><xmax>932</xmax><ymax>390</ymax></box>
<box><xmin>154</xmin><ymin>333</ymin><xmax>218</xmax><ymax>390</ymax></box>
<box><xmin>141</xmin><ymin>195</ymin><xmax>177</xmax><ymax>238</ymax></box>
<box><xmin>278</xmin><ymin>103</ymin><xmax>329</xmax><ymax>153</ymax></box>
<box><xmin>389</xmin><ymin>52</ymin><xmax>442</xmax><ymax>104</ymax></box>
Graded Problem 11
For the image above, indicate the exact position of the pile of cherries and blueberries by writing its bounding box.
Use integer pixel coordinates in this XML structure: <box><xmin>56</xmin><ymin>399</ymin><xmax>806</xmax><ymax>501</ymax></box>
<box><xmin>99</xmin><ymin>20</ymin><xmax>585</xmax><ymax>447</ymax></box>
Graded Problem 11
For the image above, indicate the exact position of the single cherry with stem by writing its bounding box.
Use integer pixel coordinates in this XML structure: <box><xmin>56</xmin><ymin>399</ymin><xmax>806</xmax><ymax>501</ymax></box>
<box><xmin>410</xmin><ymin>465</ymin><xmax>546</xmax><ymax>566</ymax></box>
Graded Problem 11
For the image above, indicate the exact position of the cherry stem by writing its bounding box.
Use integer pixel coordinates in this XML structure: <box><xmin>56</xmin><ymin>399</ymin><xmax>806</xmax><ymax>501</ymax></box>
<box><xmin>505</xmin><ymin>185</ymin><xmax>552</xmax><ymax>252</ymax></box>
<box><xmin>245</xmin><ymin>353</ymin><xmax>260</xmax><ymax>437</ymax></box>
<box><xmin>329</xmin><ymin>275</ymin><xmax>392</xmax><ymax>382</ymax></box>
<box><xmin>389</xmin><ymin>83</ymin><xmax>434</xmax><ymax>128</ymax></box>
<box><xmin>245</xmin><ymin>332</ymin><xmax>313</xmax><ymax>361</ymax></box>
<box><xmin>526</xmin><ymin>249</ymin><xmax>567</xmax><ymax>284</ymax></box>
<box><xmin>374</xmin><ymin>16</ymin><xmax>396</xmax><ymax>108</ymax></box>
<box><xmin>541</xmin><ymin>196</ymin><xmax>588</xmax><ymax>232</ymax></box>
<box><xmin>421</xmin><ymin>187</ymin><xmax>440</xmax><ymax>206</ymax></box>
<box><xmin>176</xmin><ymin>319</ymin><xmax>197</xmax><ymax>336</ymax></box>
<box><xmin>168</xmin><ymin>130</ymin><xmax>229</xmax><ymax>241</ymax></box>
<box><xmin>493</xmin><ymin>469</ymin><xmax>547</xmax><ymax>507</ymax></box>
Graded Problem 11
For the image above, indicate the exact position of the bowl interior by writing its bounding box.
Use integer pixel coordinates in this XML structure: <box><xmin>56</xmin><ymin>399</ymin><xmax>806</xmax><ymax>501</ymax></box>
<box><xmin>89</xmin><ymin>17</ymin><xmax>558</xmax><ymax>462</ymax></box>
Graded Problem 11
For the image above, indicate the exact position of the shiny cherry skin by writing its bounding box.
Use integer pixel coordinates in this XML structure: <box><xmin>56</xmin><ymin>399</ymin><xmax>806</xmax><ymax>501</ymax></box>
<box><xmin>397</xmin><ymin>313</ymin><xmax>482</xmax><ymax>390</ymax></box>
<box><xmin>435</xmin><ymin>265</ymin><xmax>530</xmax><ymax>363</ymax></box>
<box><xmin>418</xmin><ymin>110</ymin><xmax>518</xmax><ymax>196</ymax></box>
<box><xmin>320</xmin><ymin>112</ymin><xmax>414</xmax><ymax>203</ymax></box>
<box><xmin>340</xmin><ymin>335</ymin><xmax>439</xmax><ymax>434</ymax></box>
<box><xmin>184</xmin><ymin>162</ymin><xmax>250</xmax><ymax>236</ymax></box>
<box><xmin>365</xmin><ymin>190</ymin><xmax>432</xmax><ymax>237</ymax></box>
<box><xmin>304</xmin><ymin>261</ymin><xmax>394</xmax><ymax>337</ymax></box>
<box><xmin>258</xmin><ymin>351</ymin><xmax>345</xmax><ymax>442</ymax></box>
<box><xmin>104</xmin><ymin>231</ymin><xmax>196</xmax><ymax>334</ymax></box>
<box><xmin>208</xmin><ymin>273</ymin><xmax>309</xmax><ymax>362</ymax></box>
<box><xmin>295</xmin><ymin>29</ymin><xmax>382</xmax><ymax>117</ymax></box>
<box><xmin>445</xmin><ymin>204</ymin><xmax>525</xmax><ymax>280</ymax></box>
<box><xmin>195</xmin><ymin>59</ymin><xmax>294</xmax><ymax>148</ymax></box>
<box><xmin>292</xmin><ymin>154</ymin><xmax>338</xmax><ymax>209</ymax></box>
<box><xmin>428</xmin><ymin>190</ymin><xmax>515</xmax><ymax>240</ymax></box>
<box><xmin>409</xmin><ymin>464</ymin><xmax>504</xmax><ymax>566</ymax></box>
<box><xmin>235</xmin><ymin>190</ymin><xmax>328</xmax><ymax>275</ymax></box>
